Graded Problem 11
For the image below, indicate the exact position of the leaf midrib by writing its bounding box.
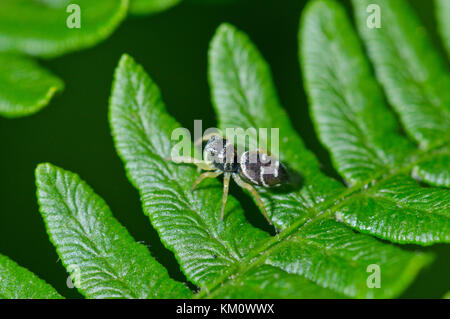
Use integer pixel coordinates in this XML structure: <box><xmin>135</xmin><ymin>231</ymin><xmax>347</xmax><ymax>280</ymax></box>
<box><xmin>130</xmin><ymin>93</ymin><xmax>249</xmax><ymax>263</ymax></box>
<box><xmin>195</xmin><ymin>141</ymin><xmax>448</xmax><ymax>297</ymax></box>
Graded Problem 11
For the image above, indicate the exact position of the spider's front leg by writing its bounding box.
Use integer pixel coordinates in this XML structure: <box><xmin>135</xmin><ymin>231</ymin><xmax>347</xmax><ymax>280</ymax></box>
<box><xmin>191</xmin><ymin>170</ymin><xmax>222</xmax><ymax>191</ymax></box>
<box><xmin>169</xmin><ymin>156</ymin><xmax>215</xmax><ymax>171</ymax></box>
<box><xmin>232</xmin><ymin>173</ymin><xmax>272</xmax><ymax>225</ymax></box>
<box><xmin>220</xmin><ymin>173</ymin><xmax>231</xmax><ymax>220</ymax></box>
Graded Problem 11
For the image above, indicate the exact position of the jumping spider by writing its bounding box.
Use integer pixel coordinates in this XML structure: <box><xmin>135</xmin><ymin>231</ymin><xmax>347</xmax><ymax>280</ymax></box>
<box><xmin>170</xmin><ymin>133</ymin><xmax>289</xmax><ymax>224</ymax></box>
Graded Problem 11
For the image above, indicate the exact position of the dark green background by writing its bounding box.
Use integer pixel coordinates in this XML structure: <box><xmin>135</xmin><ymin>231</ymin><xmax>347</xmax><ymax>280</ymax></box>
<box><xmin>0</xmin><ymin>0</ymin><xmax>448</xmax><ymax>298</ymax></box>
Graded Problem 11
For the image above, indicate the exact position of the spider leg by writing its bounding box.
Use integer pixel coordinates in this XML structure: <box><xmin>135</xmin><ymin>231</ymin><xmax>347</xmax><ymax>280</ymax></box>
<box><xmin>220</xmin><ymin>173</ymin><xmax>231</xmax><ymax>221</ymax></box>
<box><xmin>232</xmin><ymin>173</ymin><xmax>272</xmax><ymax>225</ymax></box>
<box><xmin>191</xmin><ymin>170</ymin><xmax>222</xmax><ymax>191</ymax></box>
<box><xmin>169</xmin><ymin>156</ymin><xmax>216</xmax><ymax>171</ymax></box>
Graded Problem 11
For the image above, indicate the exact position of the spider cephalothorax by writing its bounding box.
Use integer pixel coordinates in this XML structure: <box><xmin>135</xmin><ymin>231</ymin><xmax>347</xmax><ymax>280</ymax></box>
<box><xmin>171</xmin><ymin>134</ymin><xmax>289</xmax><ymax>224</ymax></box>
<box><xmin>203</xmin><ymin>135</ymin><xmax>240</xmax><ymax>173</ymax></box>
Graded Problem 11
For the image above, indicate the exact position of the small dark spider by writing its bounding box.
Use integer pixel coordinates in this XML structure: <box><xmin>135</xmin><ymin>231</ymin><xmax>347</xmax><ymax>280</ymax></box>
<box><xmin>171</xmin><ymin>133</ymin><xmax>289</xmax><ymax>224</ymax></box>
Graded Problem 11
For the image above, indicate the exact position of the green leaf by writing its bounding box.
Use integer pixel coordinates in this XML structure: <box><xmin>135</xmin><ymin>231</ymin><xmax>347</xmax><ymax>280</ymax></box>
<box><xmin>413</xmin><ymin>152</ymin><xmax>450</xmax><ymax>188</ymax></box>
<box><xmin>205</xmin><ymin>20</ymin><xmax>437</xmax><ymax>296</ymax></box>
<box><xmin>130</xmin><ymin>0</ymin><xmax>180</xmax><ymax>15</ymax></box>
<box><xmin>336</xmin><ymin>175</ymin><xmax>450</xmax><ymax>244</ymax></box>
<box><xmin>209</xmin><ymin>23</ymin><xmax>315</xmax><ymax>172</ymax></box>
<box><xmin>208</xmin><ymin>265</ymin><xmax>343</xmax><ymax>299</ymax></box>
<box><xmin>111</xmin><ymin>53</ymin><xmax>432</xmax><ymax>299</ymax></box>
<box><xmin>352</xmin><ymin>0</ymin><xmax>450</xmax><ymax>149</ymax></box>
<box><xmin>207</xmin><ymin>220</ymin><xmax>431</xmax><ymax>299</ymax></box>
<box><xmin>35</xmin><ymin>162</ymin><xmax>191</xmax><ymax>299</ymax></box>
<box><xmin>210</xmin><ymin>17</ymin><xmax>449</xmax><ymax>247</ymax></box>
<box><xmin>299</xmin><ymin>0</ymin><xmax>413</xmax><ymax>185</ymax></box>
<box><xmin>435</xmin><ymin>0</ymin><xmax>450</xmax><ymax>56</ymax></box>
<box><xmin>108</xmin><ymin>54</ymin><xmax>328</xmax><ymax>298</ymax></box>
<box><xmin>109</xmin><ymin>54</ymin><xmax>269</xmax><ymax>287</ymax></box>
<box><xmin>207</xmin><ymin>218</ymin><xmax>432</xmax><ymax>299</ymax></box>
<box><xmin>0</xmin><ymin>0</ymin><xmax>129</xmax><ymax>58</ymax></box>
<box><xmin>185</xmin><ymin>0</ymin><xmax>238</xmax><ymax>4</ymax></box>
<box><xmin>0</xmin><ymin>253</ymin><xmax>63</xmax><ymax>299</ymax></box>
<box><xmin>209</xmin><ymin>22</ymin><xmax>344</xmax><ymax>229</ymax></box>
<box><xmin>0</xmin><ymin>53</ymin><xmax>63</xmax><ymax>118</ymax></box>
<box><xmin>300</xmin><ymin>0</ymin><xmax>450</xmax><ymax>245</ymax></box>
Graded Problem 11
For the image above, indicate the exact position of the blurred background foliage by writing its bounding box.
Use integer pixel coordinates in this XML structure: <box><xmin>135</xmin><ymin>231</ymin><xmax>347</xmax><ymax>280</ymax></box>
<box><xmin>0</xmin><ymin>0</ymin><xmax>448</xmax><ymax>298</ymax></box>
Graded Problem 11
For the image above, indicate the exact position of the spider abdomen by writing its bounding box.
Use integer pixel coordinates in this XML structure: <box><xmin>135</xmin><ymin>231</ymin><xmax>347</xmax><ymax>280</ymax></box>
<box><xmin>239</xmin><ymin>151</ymin><xmax>288</xmax><ymax>187</ymax></box>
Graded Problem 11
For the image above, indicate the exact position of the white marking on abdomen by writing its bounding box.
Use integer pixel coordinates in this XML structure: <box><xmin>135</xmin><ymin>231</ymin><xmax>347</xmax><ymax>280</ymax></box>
<box><xmin>240</xmin><ymin>152</ymin><xmax>258</xmax><ymax>185</ymax></box>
